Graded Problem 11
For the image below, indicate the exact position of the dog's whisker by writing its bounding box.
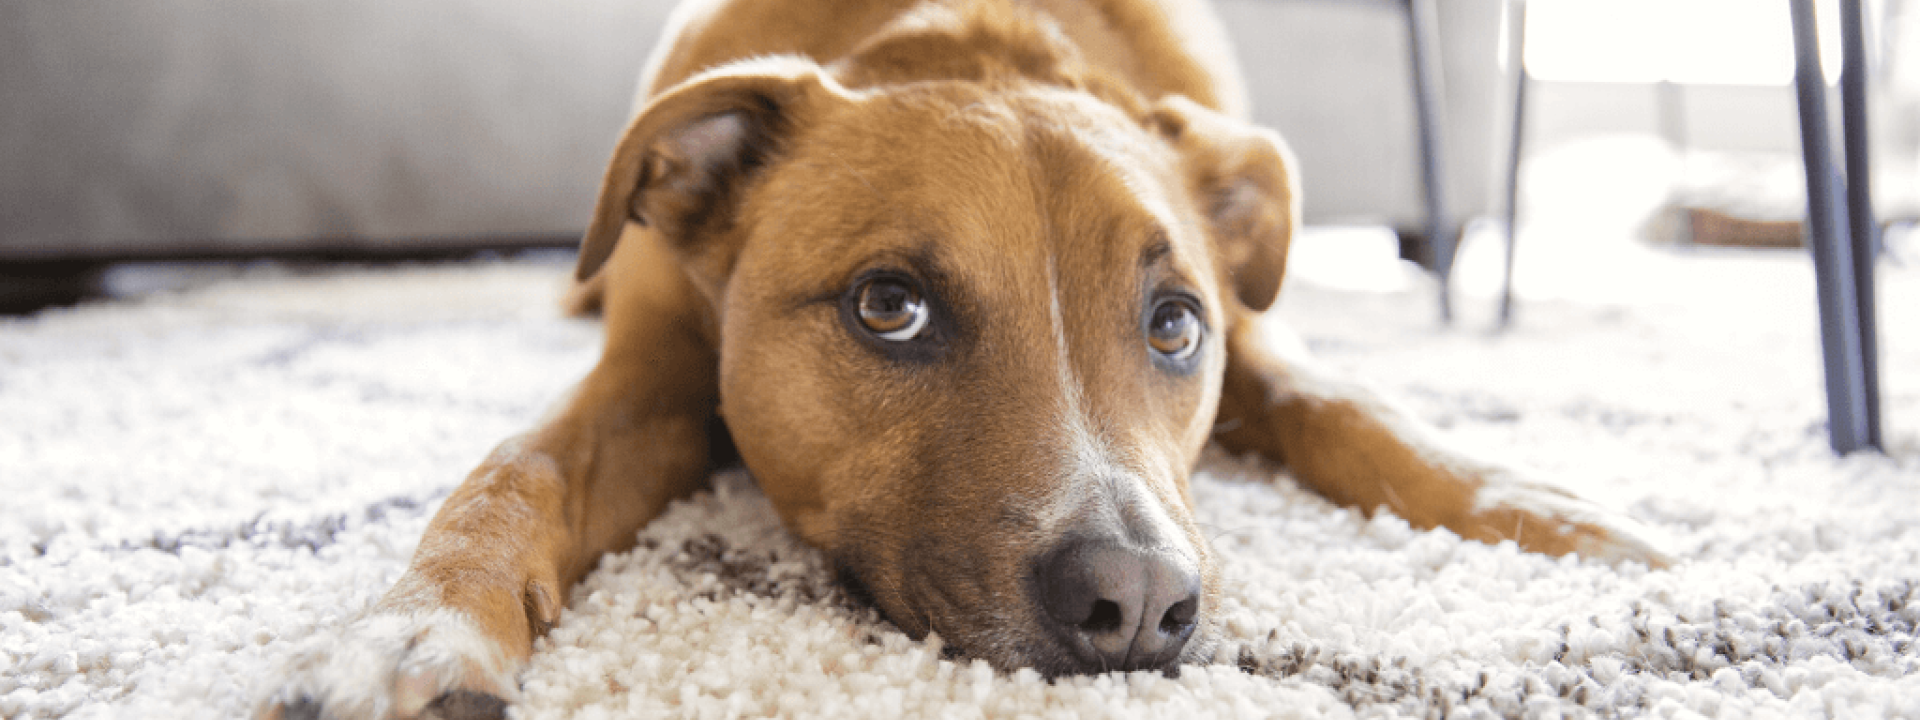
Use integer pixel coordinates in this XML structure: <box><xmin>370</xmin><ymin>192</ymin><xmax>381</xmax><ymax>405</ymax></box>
<box><xmin>1378</xmin><ymin>480</ymin><xmax>1406</xmax><ymax>515</ymax></box>
<box><xmin>1196</xmin><ymin>522</ymin><xmax>1266</xmax><ymax>545</ymax></box>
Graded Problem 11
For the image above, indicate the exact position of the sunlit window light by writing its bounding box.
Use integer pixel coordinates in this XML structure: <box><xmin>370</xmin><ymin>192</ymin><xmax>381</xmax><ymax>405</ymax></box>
<box><xmin>1523</xmin><ymin>0</ymin><xmax>1851</xmax><ymax>85</ymax></box>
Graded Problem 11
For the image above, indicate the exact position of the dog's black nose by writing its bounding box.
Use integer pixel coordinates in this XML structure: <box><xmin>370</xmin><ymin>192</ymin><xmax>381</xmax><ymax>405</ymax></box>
<box><xmin>1035</xmin><ymin>538</ymin><xmax>1200</xmax><ymax>672</ymax></box>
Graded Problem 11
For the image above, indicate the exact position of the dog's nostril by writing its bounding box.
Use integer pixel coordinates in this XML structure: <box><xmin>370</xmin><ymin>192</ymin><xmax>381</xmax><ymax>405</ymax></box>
<box><xmin>1158</xmin><ymin>596</ymin><xmax>1198</xmax><ymax>635</ymax></box>
<box><xmin>1082</xmin><ymin>599</ymin><xmax>1124</xmax><ymax>634</ymax></box>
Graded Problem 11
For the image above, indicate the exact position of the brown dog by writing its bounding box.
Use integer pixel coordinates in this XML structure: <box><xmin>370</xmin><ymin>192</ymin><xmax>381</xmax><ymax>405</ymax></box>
<box><xmin>262</xmin><ymin>0</ymin><xmax>1666</xmax><ymax>716</ymax></box>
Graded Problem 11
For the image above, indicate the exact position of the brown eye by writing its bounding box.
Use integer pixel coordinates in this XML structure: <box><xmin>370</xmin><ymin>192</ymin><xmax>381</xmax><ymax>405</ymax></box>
<box><xmin>857</xmin><ymin>278</ymin><xmax>928</xmax><ymax>341</ymax></box>
<box><xmin>1146</xmin><ymin>298</ymin><xmax>1201</xmax><ymax>361</ymax></box>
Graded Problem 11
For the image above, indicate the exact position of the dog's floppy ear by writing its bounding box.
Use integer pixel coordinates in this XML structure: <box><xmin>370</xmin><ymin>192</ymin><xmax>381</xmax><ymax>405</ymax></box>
<box><xmin>1148</xmin><ymin>96</ymin><xmax>1298</xmax><ymax>313</ymax></box>
<box><xmin>576</xmin><ymin>57</ymin><xmax>853</xmax><ymax>281</ymax></box>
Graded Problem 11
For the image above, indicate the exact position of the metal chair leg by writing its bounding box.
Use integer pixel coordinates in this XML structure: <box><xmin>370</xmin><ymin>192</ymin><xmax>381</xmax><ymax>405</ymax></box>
<box><xmin>1405</xmin><ymin>0</ymin><xmax>1455</xmax><ymax>323</ymax></box>
<box><xmin>1789</xmin><ymin>0</ymin><xmax>1879</xmax><ymax>453</ymax></box>
<box><xmin>1499</xmin><ymin>0</ymin><xmax>1529</xmax><ymax>329</ymax></box>
<box><xmin>1839</xmin><ymin>0</ymin><xmax>1884</xmax><ymax>448</ymax></box>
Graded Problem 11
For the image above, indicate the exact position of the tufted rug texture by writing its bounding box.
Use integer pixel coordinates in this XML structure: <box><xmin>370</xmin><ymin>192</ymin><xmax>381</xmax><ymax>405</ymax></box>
<box><xmin>3</xmin><ymin>216</ymin><xmax>1919</xmax><ymax>718</ymax></box>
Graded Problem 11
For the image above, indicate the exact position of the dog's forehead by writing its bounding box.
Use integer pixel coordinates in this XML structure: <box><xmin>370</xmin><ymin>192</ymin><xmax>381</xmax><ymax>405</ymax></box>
<box><xmin>762</xmin><ymin>85</ymin><xmax>1214</xmax><ymax>292</ymax></box>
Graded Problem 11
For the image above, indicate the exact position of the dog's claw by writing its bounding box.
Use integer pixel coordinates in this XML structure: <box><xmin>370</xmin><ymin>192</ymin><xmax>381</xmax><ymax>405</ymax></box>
<box><xmin>525</xmin><ymin>579</ymin><xmax>561</xmax><ymax>635</ymax></box>
<box><xmin>275</xmin><ymin>696</ymin><xmax>323</xmax><ymax>720</ymax></box>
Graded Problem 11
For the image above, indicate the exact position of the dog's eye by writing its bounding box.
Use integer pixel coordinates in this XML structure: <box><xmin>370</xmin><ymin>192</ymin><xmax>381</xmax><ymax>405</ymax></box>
<box><xmin>1146</xmin><ymin>298</ymin><xmax>1202</xmax><ymax>361</ymax></box>
<box><xmin>856</xmin><ymin>278</ymin><xmax>929</xmax><ymax>341</ymax></box>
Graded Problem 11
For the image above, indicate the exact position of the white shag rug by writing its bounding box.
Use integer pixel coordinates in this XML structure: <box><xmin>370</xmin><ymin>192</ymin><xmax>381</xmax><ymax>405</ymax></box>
<box><xmin>5</xmin><ymin>205</ymin><xmax>1920</xmax><ymax>716</ymax></box>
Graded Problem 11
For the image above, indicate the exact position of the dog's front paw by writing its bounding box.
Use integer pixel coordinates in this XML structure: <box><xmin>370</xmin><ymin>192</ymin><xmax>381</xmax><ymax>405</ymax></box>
<box><xmin>257</xmin><ymin>609</ymin><xmax>520</xmax><ymax>720</ymax></box>
<box><xmin>1470</xmin><ymin>472</ymin><xmax>1675</xmax><ymax>568</ymax></box>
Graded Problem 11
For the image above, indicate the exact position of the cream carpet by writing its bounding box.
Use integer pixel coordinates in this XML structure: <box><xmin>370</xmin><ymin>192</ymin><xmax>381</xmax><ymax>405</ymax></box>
<box><xmin>4</xmin><ymin>189</ymin><xmax>1919</xmax><ymax>716</ymax></box>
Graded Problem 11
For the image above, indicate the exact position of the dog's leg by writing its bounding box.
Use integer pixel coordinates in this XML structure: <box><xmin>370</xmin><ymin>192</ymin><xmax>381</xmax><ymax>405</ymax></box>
<box><xmin>1214</xmin><ymin>315</ymin><xmax>1669</xmax><ymax>566</ymax></box>
<box><xmin>260</xmin><ymin>230</ymin><xmax>719</xmax><ymax>720</ymax></box>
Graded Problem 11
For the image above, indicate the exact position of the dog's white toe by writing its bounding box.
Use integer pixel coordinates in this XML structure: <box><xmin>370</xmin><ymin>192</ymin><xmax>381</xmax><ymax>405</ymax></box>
<box><xmin>258</xmin><ymin>609</ymin><xmax>518</xmax><ymax>720</ymax></box>
<box><xmin>1472</xmin><ymin>471</ymin><xmax>1677</xmax><ymax>568</ymax></box>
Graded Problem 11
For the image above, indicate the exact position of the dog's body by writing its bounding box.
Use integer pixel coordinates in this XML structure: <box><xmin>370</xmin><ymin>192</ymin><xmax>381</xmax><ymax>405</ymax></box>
<box><xmin>264</xmin><ymin>1</ymin><xmax>1665</xmax><ymax>717</ymax></box>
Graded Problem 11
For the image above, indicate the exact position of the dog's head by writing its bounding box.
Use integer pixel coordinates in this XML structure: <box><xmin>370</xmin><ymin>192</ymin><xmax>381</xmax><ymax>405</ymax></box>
<box><xmin>579</xmin><ymin>42</ymin><xmax>1295</xmax><ymax>676</ymax></box>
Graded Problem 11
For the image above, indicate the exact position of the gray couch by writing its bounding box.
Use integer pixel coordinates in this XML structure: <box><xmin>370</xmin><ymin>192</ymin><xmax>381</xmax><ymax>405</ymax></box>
<box><xmin>0</xmin><ymin>0</ymin><xmax>1511</xmax><ymax>260</ymax></box>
